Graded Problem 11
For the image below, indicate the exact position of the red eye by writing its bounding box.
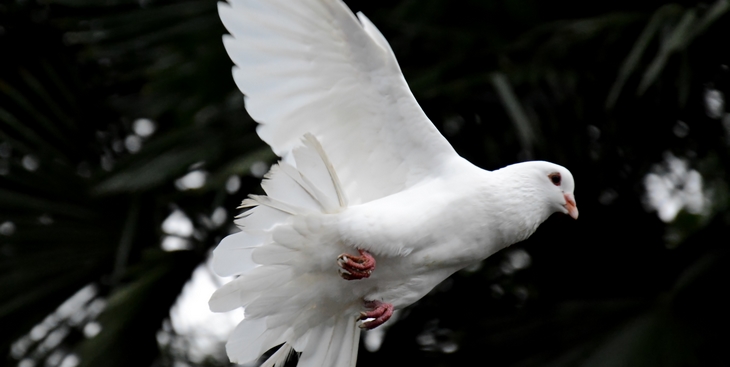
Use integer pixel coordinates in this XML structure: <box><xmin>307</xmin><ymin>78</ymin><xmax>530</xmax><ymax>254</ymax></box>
<box><xmin>548</xmin><ymin>172</ymin><xmax>561</xmax><ymax>186</ymax></box>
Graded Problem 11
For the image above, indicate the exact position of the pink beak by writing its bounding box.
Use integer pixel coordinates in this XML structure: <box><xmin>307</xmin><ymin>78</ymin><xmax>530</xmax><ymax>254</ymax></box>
<box><xmin>564</xmin><ymin>193</ymin><xmax>578</xmax><ymax>219</ymax></box>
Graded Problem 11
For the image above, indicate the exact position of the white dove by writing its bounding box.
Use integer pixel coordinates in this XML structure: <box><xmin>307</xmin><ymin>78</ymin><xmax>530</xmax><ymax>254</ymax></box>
<box><xmin>209</xmin><ymin>0</ymin><xmax>579</xmax><ymax>366</ymax></box>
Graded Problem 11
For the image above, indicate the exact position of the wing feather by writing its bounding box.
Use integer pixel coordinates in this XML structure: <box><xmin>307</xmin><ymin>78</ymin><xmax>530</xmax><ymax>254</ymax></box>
<box><xmin>219</xmin><ymin>0</ymin><xmax>459</xmax><ymax>203</ymax></box>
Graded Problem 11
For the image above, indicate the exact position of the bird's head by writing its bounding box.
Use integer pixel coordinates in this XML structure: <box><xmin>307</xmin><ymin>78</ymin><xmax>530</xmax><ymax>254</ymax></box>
<box><xmin>533</xmin><ymin>161</ymin><xmax>578</xmax><ymax>219</ymax></box>
<box><xmin>500</xmin><ymin>161</ymin><xmax>578</xmax><ymax>220</ymax></box>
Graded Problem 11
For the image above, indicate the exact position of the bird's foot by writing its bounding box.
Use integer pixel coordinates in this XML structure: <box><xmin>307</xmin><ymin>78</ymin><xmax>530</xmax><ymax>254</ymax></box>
<box><xmin>337</xmin><ymin>249</ymin><xmax>375</xmax><ymax>280</ymax></box>
<box><xmin>358</xmin><ymin>300</ymin><xmax>393</xmax><ymax>329</ymax></box>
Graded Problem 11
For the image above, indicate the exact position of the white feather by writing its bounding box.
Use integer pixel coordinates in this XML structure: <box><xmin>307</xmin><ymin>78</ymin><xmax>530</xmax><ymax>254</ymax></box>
<box><xmin>260</xmin><ymin>164</ymin><xmax>321</xmax><ymax>211</ymax></box>
<box><xmin>218</xmin><ymin>0</ymin><xmax>458</xmax><ymax>205</ymax></box>
<box><xmin>233</xmin><ymin>205</ymin><xmax>291</xmax><ymax>235</ymax></box>
<box><xmin>251</xmin><ymin>242</ymin><xmax>299</xmax><ymax>266</ymax></box>
<box><xmin>211</xmin><ymin>134</ymin><xmax>365</xmax><ymax>366</ymax></box>
<box><xmin>211</xmin><ymin>1</ymin><xmax>578</xmax><ymax>366</ymax></box>
<box><xmin>225</xmin><ymin>317</ymin><xmax>269</xmax><ymax>364</ymax></box>
<box><xmin>260</xmin><ymin>343</ymin><xmax>294</xmax><ymax>367</ymax></box>
<box><xmin>292</xmin><ymin>134</ymin><xmax>347</xmax><ymax>208</ymax></box>
<box><xmin>211</xmin><ymin>230</ymin><xmax>261</xmax><ymax>277</ymax></box>
<box><xmin>297</xmin><ymin>319</ymin><xmax>337</xmax><ymax>367</ymax></box>
<box><xmin>209</xmin><ymin>264</ymin><xmax>292</xmax><ymax>312</ymax></box>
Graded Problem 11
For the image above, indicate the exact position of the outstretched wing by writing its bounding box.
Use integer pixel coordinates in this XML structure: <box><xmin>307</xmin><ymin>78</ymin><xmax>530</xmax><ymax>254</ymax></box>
<box><xmin>219</xmin><ymin>0</ymin><xmax>459</xmax><ymax>204</ymax></box>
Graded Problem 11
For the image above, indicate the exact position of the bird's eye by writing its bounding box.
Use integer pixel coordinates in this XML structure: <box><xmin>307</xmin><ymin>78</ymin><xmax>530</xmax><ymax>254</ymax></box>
<box><xmin>548</xmin><ymin>172</ymin><xmax>561</xmax><ymax>186</ymax></box>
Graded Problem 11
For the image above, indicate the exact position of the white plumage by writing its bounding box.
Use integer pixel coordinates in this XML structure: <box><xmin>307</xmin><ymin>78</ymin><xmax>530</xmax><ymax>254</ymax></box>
<box><xmin>209</xmin><ymin>1</ymin><xmax>579</xmax><ymax>366</ymax></box>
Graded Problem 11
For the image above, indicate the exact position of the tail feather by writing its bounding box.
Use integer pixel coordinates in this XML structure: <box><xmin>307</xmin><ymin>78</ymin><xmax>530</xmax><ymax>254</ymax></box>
<box><xmin>292</xmin><ymin>133</ymin><xmax>347</xmax><ymax>208</ymax></box>
<box><xmin>225</xmin><ymin>317</ymin><xmax>269</xmax><ymax>363</ymax></box>
<box><xmin>339</xmin><ymin>315</ymin><xmax>361</xmax><ymax>367</ymax></box>
<box><xmin>291</xmin><ymin>300</ymin><xmax>344</xmax><ymax>340</ymax></box>
<box><xmin>251</xmin><ymin>242</ymin><xmax>299</xmax><ymax>265</ymax></box>
<box><xmin>297</xmin><ymin>320</ymin><xmax>335</xmax><ymax>367</ymax></box>
<box><xmin>261</xmin><ymin>164</ymin><xmax>322</xmax><ymax>211</ymax></box>
<box><xmin>277</xmin><ymin>162</ymin><xmax>337</xmax><ymax>212</ymax></box>
<box><xmin>247</xmin><ymin>194</ymin><xmax>305</xmax><ymax>215</ymax></box>
<box><xmin>268</xmin><ymin>224</ymin><xmax>308</xmax><ymax>251</ymax></box>
<box><xmin>298</xmin><ymin>316</ymin><xmax>360</xmax><ymax>367</ymax></box>
<box><xmin>245</xmin><ymin>274</ymin><xmax>336</xmax><ymax>324</ymax></box>
<box><xmin>321</xmin><ymin>316</ymin><xmax>350</xmax><ymax>367</ymax></box>
<box><xmin>209</xmin><ymin>264</ymin><xmax>292</xmax><ymax>312</ymax></box>
<box><xmin>211</xmin><ymin>230</ymin><xmax>261</xmax><ymax>277</ymax></box>
<box><xmin>210</xmin><ymin>135</ymin><xmax>360</xmax><ymax>366</ymax></box>
<box><xmin>265</xmin><ymin>308</ymin><xmax>306</xmax><ymax>331</ymax></box>
<box><xmin>260</xmin><ymin>343</ymin><xmax>294</xmax><ymax>367</ymax></box>
<box><xmin>244</xmin><ymin>283</ymin><xmax>303</xmax><ymax>319</ymax></box>
<box><xmin>233</xmin><ymin>204</ymin><xmax>291</xmax><ymax>235</ymax></box>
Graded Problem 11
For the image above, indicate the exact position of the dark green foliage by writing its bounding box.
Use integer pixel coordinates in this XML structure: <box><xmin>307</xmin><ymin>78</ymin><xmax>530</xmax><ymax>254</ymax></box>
<box><xmin>1</xmin><ymin>0</ymin><xmax>728</xmax><ymax>366</ymax></box>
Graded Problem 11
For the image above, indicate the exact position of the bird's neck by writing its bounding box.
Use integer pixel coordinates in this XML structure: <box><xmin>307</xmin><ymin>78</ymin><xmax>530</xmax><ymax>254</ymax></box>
<box><xmin>487</xmin><ymin>166</ymin><xmax>553</xmax><ymax>245</ymax></box>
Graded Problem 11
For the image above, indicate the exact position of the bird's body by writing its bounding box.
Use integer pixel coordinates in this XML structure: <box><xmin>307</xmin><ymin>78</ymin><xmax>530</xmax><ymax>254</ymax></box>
<box><xmin>209</xmin><ymin>0</ymin><xmax>578</xmax><ymax>366</ymax></box>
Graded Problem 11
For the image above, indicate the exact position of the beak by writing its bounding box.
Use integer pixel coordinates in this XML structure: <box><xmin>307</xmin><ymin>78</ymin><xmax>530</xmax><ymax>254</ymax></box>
<box><xmin>563</xmin><ymin>193</ymin><xmax>579</xmax><ymax>220</ymax></box>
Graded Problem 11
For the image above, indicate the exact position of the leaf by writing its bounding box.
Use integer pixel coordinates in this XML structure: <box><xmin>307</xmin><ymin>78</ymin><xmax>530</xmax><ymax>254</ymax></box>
<box><xmin>19</xmin><ymin>69</ymin><xmax>77</xmax><ymax>131</ymax></box>
<box><xmin>690</xmin><ymin>0</ymin><xmax>730</xmax><ymax>38</ymax></box>
<box><xmin>0</xmin><ymin>106</ymin><xmax>54</xmax><ymax>153</ymax></box>
<box><xmin>74</xmin><ymin>251</ymin><xmax>199</xmax><ymax>367</ymax></box>
<box><xmin>490</xmin><ymin>72</ymin><xmax>538</xmax><ymax>157</ymax></box>
<box><xmin>637</xmin><ymin>9</ymin><xmax>696</xmax><ymax>95</ymax></box>
<box><xmin>606</xmin><ymin>5</ymin><xmax>681</xmax><ymax>109</ymax></box>
<box><xmin>0</xmin><ymin>80</ymin><xmax>71</xmax><ymax>152</ymax></box>
<box><xmin>0</xmin><ymin>188</ymin><xmax>98</xmax><ymax>220</ymax></box>
<box><xmin>206</xmin><ymin>145</ymin><xmax>276</xmax><ymax>188</ymax></box>
<box><xmin>92</xmin><ymin>143</ymin><xmax>219</xmax><ymax>194</ymax></box>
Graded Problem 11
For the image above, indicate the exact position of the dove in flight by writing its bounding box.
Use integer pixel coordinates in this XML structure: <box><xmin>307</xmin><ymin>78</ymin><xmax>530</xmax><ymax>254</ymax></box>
<box><xmin>208</xmin><ymin>0</ymin><xmax>578</xmax><ymax>366</ymax></box>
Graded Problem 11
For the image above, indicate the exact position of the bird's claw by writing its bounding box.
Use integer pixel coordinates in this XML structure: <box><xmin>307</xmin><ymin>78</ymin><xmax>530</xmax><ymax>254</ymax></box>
<box><xmin>358</xmin><ymin>300</ymin><xmax>393</xmax><ymax>329</ymax></box>
<box><xmin>337</xmin><ymin>249</ymin><xmax>375</xmax><ymax>280</ymax></box>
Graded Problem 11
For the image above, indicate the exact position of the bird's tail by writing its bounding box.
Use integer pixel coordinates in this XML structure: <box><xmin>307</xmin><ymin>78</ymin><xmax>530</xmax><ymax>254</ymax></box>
<box><xmin>208</xmin><ymin>134</ymin><xmax>361</xmax><ymax>367</ymax></box>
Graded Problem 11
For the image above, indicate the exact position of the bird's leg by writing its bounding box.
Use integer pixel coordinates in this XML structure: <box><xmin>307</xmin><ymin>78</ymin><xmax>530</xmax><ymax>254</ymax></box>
<box><xmin>337</xmin><ymin>249</ymin><xmax>375</xmax><ymax>280</ymax></box>
<box><xmin>358</xmin><ymin>300</ymin><xmax>393</xmax><ymax>329</ymax></box>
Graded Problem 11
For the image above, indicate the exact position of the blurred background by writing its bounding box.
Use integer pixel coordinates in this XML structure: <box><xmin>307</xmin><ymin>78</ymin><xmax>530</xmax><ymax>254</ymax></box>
<box><xmin>1</xmin><ymin>0</ymin><xmax>729</xmax><ymax>366</ymax></box>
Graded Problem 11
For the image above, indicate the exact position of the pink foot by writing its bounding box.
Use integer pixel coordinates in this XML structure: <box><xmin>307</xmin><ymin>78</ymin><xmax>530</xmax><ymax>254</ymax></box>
<box><xmin>337</xmin><ymin>249</ymin><xmax>375</xmax><ymax>280</ymax></box>
<box><xmin>358</xmin><ymin>300</ymin><xmax>393</xmax><ymax>329</ymax></box>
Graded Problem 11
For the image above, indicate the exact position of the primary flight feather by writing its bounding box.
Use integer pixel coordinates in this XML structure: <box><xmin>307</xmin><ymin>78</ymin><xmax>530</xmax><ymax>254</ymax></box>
<box><xmin>209</xmin><ymin>1</ymin><xmax>579</xmax><ymax>366</ymax></box>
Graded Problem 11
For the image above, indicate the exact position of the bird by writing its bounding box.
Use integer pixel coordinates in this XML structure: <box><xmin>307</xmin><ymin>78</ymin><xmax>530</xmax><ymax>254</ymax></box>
<box><xmin>208</xmin><ymin>0</ymin><xmax>578</xmax><ymax>366</ymax></box>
